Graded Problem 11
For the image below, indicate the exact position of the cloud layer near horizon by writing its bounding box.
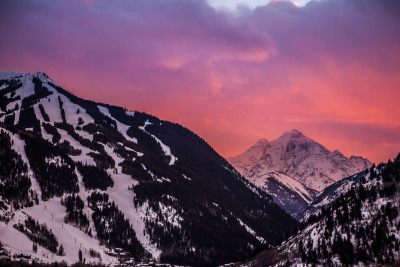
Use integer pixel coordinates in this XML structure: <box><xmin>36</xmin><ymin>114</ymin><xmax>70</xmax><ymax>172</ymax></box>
<box><xmin>1</xmin><ymin>0</ymin><xmax>400</xmax><ymax>163</ymax></box>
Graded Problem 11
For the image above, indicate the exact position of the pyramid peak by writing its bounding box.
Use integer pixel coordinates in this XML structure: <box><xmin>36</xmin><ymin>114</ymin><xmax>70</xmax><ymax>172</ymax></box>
<box><xmin>280</xmin><ymin>129</ymin><xmax>305</xmax><ymax>139</ymax></box>
<box><xmin>33</xmin><ymin>71</ymin><xmax>56</xmax><ymax>84</ymax></box>
<box><xmin>290</xmin><ymin>129</ymin><xmax>303</xmax><ymax>134</ymax></box>
<box><xmin>33</xmin><ymin>71</ymin><xmax>50</xmax><ymax>80</ymax></box>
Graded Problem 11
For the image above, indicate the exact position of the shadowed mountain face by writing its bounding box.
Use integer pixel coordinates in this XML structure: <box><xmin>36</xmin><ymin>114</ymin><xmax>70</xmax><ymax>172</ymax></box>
<box><xmin>0</xmin><ymin>71</ymin><xmax>297</xmax><ymax>266</ymax></box>
<box><xmin>248</xmin><ymin>155</ymin><xmax>400</xmax><ymax>266</ymax></box>
<box><xmin>248</xmin><ymin>171</ymin><xmax>318</xmax><ymax>217</ymax></box>
<box><xmin>229</xmin><ymin>130</ymin><xmax>371</xmax><ymax>215</ymax></box>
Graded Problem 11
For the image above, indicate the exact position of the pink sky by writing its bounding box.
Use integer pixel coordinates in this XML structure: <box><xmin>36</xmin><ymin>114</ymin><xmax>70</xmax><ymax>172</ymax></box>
<box><xmin>1</xmin><ymin>0</ymin><xmax>400</xmax><ymax>163</ymax></box>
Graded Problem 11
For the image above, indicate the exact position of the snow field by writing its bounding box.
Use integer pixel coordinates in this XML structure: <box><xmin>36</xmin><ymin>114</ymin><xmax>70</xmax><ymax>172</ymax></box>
<box><xmin>103</xmin><ymin>144</ymin><xmax>162</xmax><ymax>259</ymax></box>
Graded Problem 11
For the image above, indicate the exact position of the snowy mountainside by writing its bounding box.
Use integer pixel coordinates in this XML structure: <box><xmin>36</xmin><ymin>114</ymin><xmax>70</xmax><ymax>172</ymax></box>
<box><xmin>246</xmin><ymin>155</ymin><xmax>400</xmax><ymax>266</ymax></box>
<box><xmin>0</xmin><ymin>72</ymin><xmax>298</xmax><ymax>266</ymax></box>
<box><xmin>296</xmin><ymin>170</ymin><xmax>366</xmax><ymax>221</ymax></box>
<box><xmin>246</xmin><ymin>171</ymin><xmax>317</xmax><ymax>217</ymax></box>
<box><xmin>228</xmin><ymin>129</ymin><xmax>371</xmax><ymax>215</ymax></box>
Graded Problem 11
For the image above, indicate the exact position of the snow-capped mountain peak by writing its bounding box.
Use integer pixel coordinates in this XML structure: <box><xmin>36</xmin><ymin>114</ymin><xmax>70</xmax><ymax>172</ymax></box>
<box><xmin>228</xmin><ymin>138</ymin><xmax>269</xmax><ymax>176</ymax></box>
<box><xmin>33</xmin><ymin>71</ymin><xmax>56</xmax><ymax>84</ymax></box>
<box><xmin>283</xmin><ymin>128</ymin><xmax>305</xmax><ymax>138</ymax></box>
<box><xmin>228</xmin><ymin>130</ymin><xmax>371</xmax><ymax>215</ymax></box>
<box><xmin>230</xmin><ymin>130</ymin><xmax>371</xmax><ymax>192</ymax></box>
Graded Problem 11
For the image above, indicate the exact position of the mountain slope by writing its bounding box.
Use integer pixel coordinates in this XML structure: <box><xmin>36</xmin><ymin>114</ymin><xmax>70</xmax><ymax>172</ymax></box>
<box><xmin>247</xmin><ymin>154</ymin><xmax>400</xmax><ymax>266</ymax></box>
<box><xmin>245</xmin><ymin>171</ymin><xmax>317</xmax><ymax>217</ymax></box>
<box><xmin>228</xmin><ymin>130</ymin><xmax>371</xmax><ymax>215</ymax></box>
<box><xmin>0</xmin><ymin>71</ymin><xmax>298</xmax><ymax>266</ymax></box>
<box><xmin>296</xmin><ymin>170</ymin><xmax>366</xmax><ymax>221</ymax></box>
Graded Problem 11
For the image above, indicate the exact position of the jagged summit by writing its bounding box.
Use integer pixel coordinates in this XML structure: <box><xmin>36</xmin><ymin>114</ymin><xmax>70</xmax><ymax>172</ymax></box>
<box><xmin>32</xmin><ymin>71</ymin><xmax>57</xmax><ymax>85</ymax></box>
<box><xmin>228</xmin><ymin>129</ymin><xmax>371</xmax><ymax>215</ymax></box>
<box><xmin>282</xmin><ymin>129</ymin><xmax>305</xmax><ymax>137</ymax></box>
<box><xmin>33</xmin><ymin>71</ymin><xmax>49</xmax><ymax>79</ymax></box>
<box><xmin>272</xmin><ymin>129</ymin><xmax>314</xmax><ymax>150</ymax></box>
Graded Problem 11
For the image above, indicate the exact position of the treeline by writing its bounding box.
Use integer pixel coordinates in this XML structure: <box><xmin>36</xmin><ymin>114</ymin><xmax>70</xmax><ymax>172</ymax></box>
<box><xmin>61</xmin><ymin>194</ymin><xmax>90</xmax><ymax>233</ymax></box>
<box><xmin>14</xmin><ymin>216</ymin><xmax>61</xmax><ymax>255</ymax></box>
<box><xmin>53</xmin><ymin>122</ymin><xmax>115</xmax><ymax>169</ymax></box>
<box><xmin>87</xmin><ymin>192</ymin><xmax>147</xmax><ymax>261</ymax></box>
<box><xmin>77</xmin><ymin>163</ymin><xmax>113</xmax><ymax>190</ymax></box>
<box><xmin>0</xmin><ymin>78</ymin><xmax>22</xmax><ymax>112</ymax></box>
<box><xmin>292</xmin><ymin>154</ymin><xmax>400</xmax><ymax>266</ymax></box>
<box><xmin>0</xmin><ymin>129</ymin><xmax>35</xmax><ymax>209</ymax></box>
<box><xmin>21</xmin><ymin>77</ymin><xmax>52</xmax><ymax>109</ymax></box>
<box><xmin>22</xmin><ymin>132</ymin><xmax>79</xmax><ymax>200</ymax></box>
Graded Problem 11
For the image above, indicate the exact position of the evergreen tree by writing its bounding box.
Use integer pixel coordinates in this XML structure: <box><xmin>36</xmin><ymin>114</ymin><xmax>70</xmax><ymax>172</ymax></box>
<box><xmin>58</xmin><ymin>244</ymin><xmax>65</xmax><ymax>256</ymax></box>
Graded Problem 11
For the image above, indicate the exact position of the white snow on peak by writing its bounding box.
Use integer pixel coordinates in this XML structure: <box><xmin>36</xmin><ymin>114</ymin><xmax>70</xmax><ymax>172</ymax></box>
<box><xmin>0</xmin><ymin>71</ymin><xmax>24</xmax><ymax>80</ymax></box>
<box><xmin>33</xmin><ymin>72</ymin><xmax>56</xmax><ymax>84</ymax></box>
<box><xmin>228</xmin><ymin>138</ymin><xmax>270</xmax><ymax>176</ymax></box>
<box><xmin>229</xmin><ymin>130</ymin><xmax>372</xmax><ymax>192</ymax></box>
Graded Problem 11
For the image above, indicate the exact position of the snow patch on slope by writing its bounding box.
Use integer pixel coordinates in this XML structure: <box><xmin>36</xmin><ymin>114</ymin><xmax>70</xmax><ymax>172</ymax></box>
<box><xmin>139</xmin><ymin>120</ymin><xmax>177</xmax><ymax>165</ymax></box>
<box><xmin>57</xmin><ymin>128</ymin><xmax>96</xmax><ymax>166</ymax></box>
<box><xmin>97</xmin><ymin>105</ymin><xmax>138</xmax><ymax>144</ymax></box>
<box><xmin>140</xmin><ymin>201</ymin><xmax>183</xmax><ymax>229</ymax></box>
<box><xmin>103</xmin><ymin>144</ymin><xmax>161</xmax><ymax>259</ymax></box>
<box><xmin>236</xmin><ymin>217</ymin><xmax>265</xmax><ymax>243</ymax></box>
<box><xmin>251</xmin><ymin>171</ymin><xmax>313</xmax><ymax>203</ymax></box>
<box><xmin>21</xmin><ymin>198</ymin><xmax>115</xmax><ymax>265</ymax></box>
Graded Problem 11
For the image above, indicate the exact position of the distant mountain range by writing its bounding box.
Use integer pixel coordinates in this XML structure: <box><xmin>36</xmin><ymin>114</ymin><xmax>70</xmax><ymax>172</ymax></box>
<box><xmin>228</xmin><ymin>130</ymin><xmax>371</xmax><ymax>215</ymax></box>
<box><xmin>0</xmin><ymin>71</ymin><xmax>297</xmax><ymax>266</ymax></box>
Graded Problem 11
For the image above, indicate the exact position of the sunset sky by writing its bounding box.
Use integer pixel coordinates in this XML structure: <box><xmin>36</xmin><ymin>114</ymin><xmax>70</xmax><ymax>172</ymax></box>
<box><xmin>1</xmin><ymin>0</ymin><xmax>399</xmax><ymax>163</ymax></box>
